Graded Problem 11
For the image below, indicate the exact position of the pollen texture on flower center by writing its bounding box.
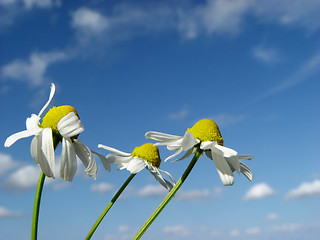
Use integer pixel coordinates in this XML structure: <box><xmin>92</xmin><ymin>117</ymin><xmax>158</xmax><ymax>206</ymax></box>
<box><xmin>40</xmin><ymin>105</ymin><xmax>79</xmax><ymax>133</ymax></box>
<box><xmin>187</xmin><ymin>119</ymin><xmax>224</xmax><ymax>145</ymax></box>
<box><xmin>131</xmin><ymin>143</ymin><xmax>161</xmax><ymax>168</ymax></box>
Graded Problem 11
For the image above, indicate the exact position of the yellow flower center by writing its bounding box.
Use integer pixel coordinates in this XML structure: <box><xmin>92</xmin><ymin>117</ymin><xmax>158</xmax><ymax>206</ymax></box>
<box><xmin>131</xmin><ymin>143</ymin><xmax>161</xmax><ymax>168</ymax></box>
<box><xmin>40</xmin><ymin>105</ymin><xmax>79</xmax><ymax>134</ymax></box>
<box><xmin>187</xmin><ymin>119</ymin><xmax>224</xmax><ymax>145</ymax></box>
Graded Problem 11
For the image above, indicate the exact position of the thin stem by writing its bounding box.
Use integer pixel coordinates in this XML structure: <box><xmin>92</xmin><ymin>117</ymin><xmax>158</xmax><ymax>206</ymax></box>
<box><xmin>85</xmin><ymin>173</ymin><xmax>136</xmax><ymax>240</ymax></box>
<box><xmin>31</xmin><ymin>171</ymin><xmax>46</xmax><ymax>240</ymax></box>
<box><xmin>132</xmin><ymin>148</ymin><xmax>203</xmax><ymax>240</ymax></box>
<box><xmin>31</xmin><ymin>136</ymin><xmax>60</xmax><ymax>240</ymax></box>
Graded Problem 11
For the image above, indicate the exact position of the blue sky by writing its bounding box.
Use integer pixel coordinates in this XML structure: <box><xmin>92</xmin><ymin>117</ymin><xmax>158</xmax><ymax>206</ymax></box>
<box><xmin>0</xmin><ymin>0</ymin><xmax>320</xmax><ymax>239</ymax></box>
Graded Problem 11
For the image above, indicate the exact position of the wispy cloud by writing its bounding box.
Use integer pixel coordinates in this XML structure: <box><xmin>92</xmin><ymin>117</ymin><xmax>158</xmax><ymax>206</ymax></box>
<box><xmin>3</xmin><ymin>165</ymin><xmax>40</xmax><ymax>192</ymax></box>
<box><xmin>1</xmin><ymin>51</ymin><xmax>67</xmax><ymax>87</ymax></box>
<box><xmin>208</xmin><ymin>113</ymin><xmax>247</xmax><ymax>127</ymax></box>
<box><xmin>137</xmin><ymin>184</ymin><xmax>167</xmax><ymax>198</ymax></box>
<box><xmin>0</xmin><ymin>206</ymin><xmax>22</xmax><ymax>219</ymax></box>
<box><xmin>285</xmin><ymin>179</ymin><xmax>320</xmax><ymax>200</ymax></box>
<box><xmin>252</xmin><ymin>46</ymin><xmax>282</xmax><ymax>64</ymax></box>
<box><xmin>243</xmin><ymin>183</ymin><xmax>275</xmax><ymax>200</ymax></box>
<box><xmin>245</xmin><ymin>227</ymin><xmax>261</xmax><ymax>235</ymax></box>
<box><xmin>91</xmin><ymin>182</ymin><xmax>115</xmax><ymax>194</ymax></box>
<box><xmin>163</xmin><ymin>224</ymin><xmax>191</xmax><ymax>237</ymax></box>
<box><xmin>267</xmin><ymin>213</ymin><xmax>279</xmax><ymax>221</ymax></box>
<box><xmin>0</xmin><ymin>153</ymin><xmax>19</xmax><ymax>177</ymax></box>
<box><xmin>176</xmin><ymin>189</ymin><xmax>210</xmax><ymax>201</ymax></box>
<box><xmin>168</xmin><ymin>107</ymin><xmax>190</xmax><ymax>120</ymax></box>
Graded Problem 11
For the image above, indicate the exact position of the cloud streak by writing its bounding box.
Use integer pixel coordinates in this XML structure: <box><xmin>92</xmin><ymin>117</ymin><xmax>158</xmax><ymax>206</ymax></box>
<box><xmin>285</xmin><ymin>179</ymin><xmax>320</xmax><ymax>200</ymax></box>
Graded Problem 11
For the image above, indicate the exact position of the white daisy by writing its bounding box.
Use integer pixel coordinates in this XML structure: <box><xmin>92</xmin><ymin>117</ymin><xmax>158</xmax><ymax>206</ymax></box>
<box><xmin>4</xmin><ymin>83</ymin><xmax>109</xmax><ymax>181</ymax></box>
<box><xmin>98</xmin><ymin>143</ymin><xmax>175</xmax><ymax>191</ymax></box>
<box><xmin>145</xmin><ymin>119</ymin><xmax>253</xmax><ymax>186</ymax></box>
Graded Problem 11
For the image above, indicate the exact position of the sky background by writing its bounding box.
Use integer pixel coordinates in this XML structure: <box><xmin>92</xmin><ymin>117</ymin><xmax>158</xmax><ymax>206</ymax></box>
<box><xmin>0</xmin><ymin>0</ymin><xmax>320</xmax><ymax>239</ymax></box>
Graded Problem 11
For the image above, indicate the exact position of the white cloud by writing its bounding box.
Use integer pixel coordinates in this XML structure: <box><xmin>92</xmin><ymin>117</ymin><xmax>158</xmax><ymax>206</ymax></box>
<box><xmin>118</xmin><ymin>225</ymin><xmax>129</xmax><ymax>233</ymax></box>
<box><xmin>245</xmin><ymin>227</ymin><xmax>261</xmax><ymax>235</ymax></box>
<box><xmin>243</xmin><ymin>183</ymin><xmax>275</xmax><ymax>200</ymax></box>
<box><xmin>1</xmin><ymin>51</ymin><xmax>67</xmax><ymax>86</ymax></box>
<box><xmin>0</xmin><ymin>206</ymin><xmax>22</xmax><ymax>219</ymax></box>
<box><xmin>168</xmin><ymin>107</ymin><xmax>190</xmax><ymax>120</ymax></box>
<box><xmin>267</xmin><ymin>213</ymin><xmax>279</xmax><ymax>221</ymax></box>
<box><xmin>71</xmin><ymin>7</ymin><xmax>109</xmax><ymax>34</ymax></box>
<box><xmin>285</xmin><ymin>179</ymin><xmax>320</xmax><ymax>200</ymax></box>
<box><xmin>23</xmin><ymin>0</ymin><xmax>60</xmax><ymax>10</ymax></box>
<box><xmin>3</xmin><ymin>165</ymin><xmax>40</xmax><ymax>192</ymax></box>
<box><xmin>163</xmin><ymin>225</ymin><xmax>191</xmax><ymax>237</ymax></box>
<box><xmin>252</xmin><ymin>46</ymin><xmax>282</xmax><ymax>64</ymax></box>
<box><xmin>0</xmin><ymin>153</ymin><xmax>19</xmax><ymax>176</ymax></box>
<box><xmin>176</xmin><ymin>189</ymin><xmax>210</xmax><ymax>201</ymax></box>
<box><xmin>137</xmin><ymin>184</ymin><xmax>167</xmax><ymax>198</ymax></box>
<box><xmin>272</xmin><ymin>223</ymin><xmax>301</xmax><ymax>232</ymax></box>
<box><xmin>91</xmin><ymin>182</ymin><xmax>114</xmax><ymax>194</ymax></box>
<box><xmin>230</xmin><ymin>229</ymin><xmax>240</xmax><ymax>237</ymax></box>
<box><xmin>208</xmin><ymin>113</ymin><xmax>247</xmax><ymax>127</ymax></box>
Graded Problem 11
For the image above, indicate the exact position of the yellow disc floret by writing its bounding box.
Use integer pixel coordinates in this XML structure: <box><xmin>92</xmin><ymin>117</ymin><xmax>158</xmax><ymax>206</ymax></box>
<box><xmin>187</xmin><ymin>119</ymin><xmax>224</xmax><ymax>145</ymax></box>
<box><xmin>131</xmin><ymin>143</ymin><xmax>161</xmax><ymax>168</ymax></box>
<box><xmin>41</xmin><ymin>105</ymin><xmax>79</xmax><ymax>134</ymax></box>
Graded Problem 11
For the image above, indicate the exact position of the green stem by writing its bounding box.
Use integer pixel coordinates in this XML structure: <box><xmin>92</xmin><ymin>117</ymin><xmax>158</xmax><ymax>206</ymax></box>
<box><xmin>85</xmin><ymin>173</ymin><xmax>136</xmax><ymax>240</ymax></box>
<box><xmin>31</xmin><ymin>136</ymin><xmax>60</xmax><ymax>240</ymax></box>
<box><xmin>31</xmin><ymin>171</ymin><xmax>46</xmax><ymax>240</ymax></box>
<box><xmin>132</xmin><ymin>147</ymin><xmax>203</xmax><ymax>240</ymax></box>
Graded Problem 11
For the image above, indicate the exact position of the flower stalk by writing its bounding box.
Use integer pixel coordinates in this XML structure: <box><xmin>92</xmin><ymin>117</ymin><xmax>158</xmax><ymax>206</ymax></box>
<box><xmin>31</xmin><ymin>136</ymin><xmax>60</xmax><ymax>240</ymax></box>
<box><xmin>132</xmin><ymin>147</ymin><xmax>203</xmax><ymax>240</ymax></box>
<box><xmin>85</xmin><ymin>173</ymin><xmax>136</xmax><ymax>240</ymax></box>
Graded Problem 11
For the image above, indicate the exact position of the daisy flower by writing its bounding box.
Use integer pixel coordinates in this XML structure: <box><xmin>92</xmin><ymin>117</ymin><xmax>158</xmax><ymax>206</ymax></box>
<box><xmin>4</xmin><ymin>83</ymin><xmax>109</xmax><ymax>181</ymax></box>
<box><xmin>98</xmin><ymin>143</ymin><xmax>175</xmax><ymax>191</ymax></box>
<box><xmin>145</xmin><ymin>119</ymin><xmax>253</xmax><ymax>186</ymax></box>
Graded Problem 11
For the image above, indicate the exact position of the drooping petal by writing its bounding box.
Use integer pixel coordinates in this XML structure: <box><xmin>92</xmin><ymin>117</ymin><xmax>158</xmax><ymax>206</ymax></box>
<box><xmin>60</xmin><ymin>137</ymin><xmax>77</xmax><ymax>181</ymax></box>
<box><xmin>73</xmin><ymin>139</ymin><xmax>97</xmax><ymax>179</ymax></box>
<box><xmin>31</xmin><ymin>131</ymin><xmax>54</xmax><ymax>178</ymax></box>
<box><xmin>4</xmin><ymin>127</ymin><xmax>42</xmax><ymax>147</ymax></box>
<box><xmin>38</xmin><ymin>83</ymin><xmax>55</xmax><ymax>117</ymax></box>
<box><xmin>91</xmin><ymin>150</ymin><xmax>111</xmax><ymax>172</ymax></box>
<box><xmin>57</xmin><ymin>112</ymin><xmax>84</xmax><ymax>138</ymax></box>
<box><xmin>126</xmin><ymin>157</ymin><xmax>147</xmax><ymax>174</ymax></box>
<box><xmin>238</xmin><ymin>155</ymin><xmax>254</xmax><ymax>160</ymax></box>
<box><xmin>106</xmin><ymin>153</ymin><xmax>133</xmax><ymax>164</ymax></box>
<box><xmin>41</xmin><ymin>128</ymin><xmax>55</xmax><ymax>177</ymax></box>
<box><xmin>240</xmin><ymin>162</ymin><xmax>253</xmax><ymax>181</ymax></box>
<box><xmin>172</xmin><ymin>148</ymin><xmax>194</xmax><ymax>162</ymax></box>
<box><xmin>225</xmin><ymin>155</ymin><xmax>241</xmax><ymax>174</ymax></box>
<box><xmin>98</xmin><ymin>144</ymin><xmax>131</xmax><ymax>157</ymax></box>
<box><xmin>145</xmin><ymin>131</ymin><xmax>181</xmax><ymax>142</ymax></box>
<box><xmin>147</xmin><ymin>165</ymin><xmax>173</xmax><ymax>191</ymax></box>
<box><xmin>210</xmin><ymin>146</ymin><xmax>234</xmax><ymax>186</ymax></box>
<box><xmin>158</xmin><ymin>168</ymin><xmax>176</xmax><ymax>185</ymax></box>
<box><xmin>181</xmin><ymin>131</ymin><xmax>199</xmax><ymax>150</ymax></box>
<box><xmin>215</xmin><ymin>144</ymin><xmax>237</xmax><ymax>157</ymax></box>
<box><xmin>164</xmin><ymin>148</ymin><xmax>183</xmax><ymax>162</ymax></box>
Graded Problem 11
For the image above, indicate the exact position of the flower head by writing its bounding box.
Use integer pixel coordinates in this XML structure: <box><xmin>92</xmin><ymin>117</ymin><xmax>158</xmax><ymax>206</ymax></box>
<box><xmin>4</xmin><ymin>83</ymin><xmax>108</xmax><ymax>181</ymax></box>
<box><xmin>145</xmin><ymin>119</ymin><xmax>253</xmax><ymax>186</ymax></box>
<box><xmin>98</xmin><ymin>143</ymin><xmax>175</xmax><ymax>191</ymax></box>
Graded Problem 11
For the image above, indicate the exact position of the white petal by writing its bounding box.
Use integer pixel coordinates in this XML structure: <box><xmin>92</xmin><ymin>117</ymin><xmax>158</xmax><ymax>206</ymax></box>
<box><xmin>106</xmin><ymin>154</ymin><xmax>133</xmax><ymax>164</ymax></box>
<box><xmin>38</xmin><ymin>83</ymin><xmax>55</xmax><ymax>117</ymax></box>
<box><xmin>4</xmin><ymin>127</ymin><xmax>42</xmax><ymax>147</ymax></box>
<box><xmin>147</xmin><ymin>165</ymin><xmax>173</xmax><ymax>191</ymax></box>
<box><xmin>240</xmin><ymin>162</ymin><xmax>253</xmax><ymax>181</ymax></box>
<box><xmin>32</xmin><ymin>131</ymin><xmax>54</xmax><ymax>178</ymax></box>
<box><xmin>210</xmin><ymin>148</ymin><xmax>234</xmax><ymax>186</ymax></box>
<box><xmin>98</xmin><ymin>144</ymin><xmax>131</xmax><ymax>156</ymax></box>
<box><xmin>238</xmin><ymin>155</ymin><xmax>253</xmax><ymax>160</ymax></box>
<box><xmin>60</xmin><ymin>137</ymin><xmax>77</xmax><ymax>181</ymax></box>
<box><xmin>73</xmin><ymin>140</ymin><xmax>97</xmax><ymax>179</ymax></box>
<box><xmin>41</xmin><ymin>128</ymin><xmax>55</xmax><ymax>177</ymax></box>
<box><xmin>174</xmin><ymin>148</ymin><xmax>194</xmax><ymax>162</ymax></box>
<box><xmin>164</xmin><ymin>148</ymin><xmax>183</xmax><ymax>162</ymax></box>
<box><xmin>181</xmin><ymin>131</ymin><xmax>199</xmax><ymax>150</ymax></box>
<box><xmin>200</xmin><ymin>141</ymin><xmax>216</xmax><ymax>151</ymax></box>
<box><xmin>57</xmin><ymin>112</ymin><xmax>84</xmax><ymax>138</ymax></box>
<box><xmin>26</xmin><ymin>114</ymin><xmax>41</xmax><ymax>130</ymax></box>
<box><xmin>158</xmin><ymin>168</ymin><xmax>176</xmax><ymax>185</ymax></box>
<box><xmin>91</xmin><ymin>150</ymin><xmax>111</xmax><ymax>172</ymax></box>
<box><xmin>145</xmin><ymin>131</ymin><xmax>181</xmax><ymax>142</ymax></box>
<box><xmin>225</xmin><ymin>156</ymin><xmax>241</xmax><ymax>174</ymax></box>
<box><xmin>126</xmin><ymin>157</ymin><xmax>147</xmax><ymax>174</ymax></box>
<box><xmin>215</xmin><ymin>145</ymin><xmax>237</xmax><ymax>157</ymax></box>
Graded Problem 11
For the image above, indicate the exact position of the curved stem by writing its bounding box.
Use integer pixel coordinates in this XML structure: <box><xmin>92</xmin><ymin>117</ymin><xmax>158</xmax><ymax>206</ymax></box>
<box><xmin>85</xmin><ymin>173</ymin><xmax>136</xmax><ymax>240</ymax></box>
<box><xmin>31</xmin><ymin>171</ymin><xmax>46</xmax><ymax>240</ymax></box>
<box><xmin>132</xmin><ymin>148</ymin><xmax>203</xmax><ymax>240</ymax></box>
